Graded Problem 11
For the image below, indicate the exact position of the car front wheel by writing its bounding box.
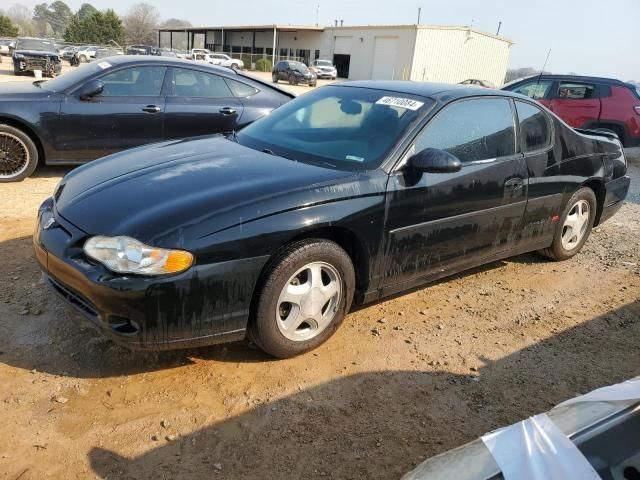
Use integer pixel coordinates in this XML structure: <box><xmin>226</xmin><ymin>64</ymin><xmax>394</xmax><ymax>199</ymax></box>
<box><xmin>272</xmin><ymin>73</ymin><xmax>278</xmax><ymax>83</ymax></box>
<box><xmin>249</xmin><ymin>239</ymin><xmax>355</xmax><ymax>358</ymax></box>
<box><xmin>0</xmin><ymin>124</ymin><xmax>39</xmax><ymax>182</ymax></box>
<box><xmin>539</xmin><ymin>187</ymin><xmax>597</xmax><ymax>261</ymax></box>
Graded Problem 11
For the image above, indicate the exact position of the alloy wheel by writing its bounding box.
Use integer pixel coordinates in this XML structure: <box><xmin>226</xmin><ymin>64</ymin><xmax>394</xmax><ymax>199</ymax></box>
<box><xmin>0</xmin><ymin>132</ymin><xmax>30</xmax><ymax>180</ymax></box>
<box><xmin>276</xmin><ymin>261</ymin><xmax>342</xmax><ymax>342</ymax></box>
<box><xmin>561</xmin><ymin>199</ymin><xmax>590</xmax><ymax>250</ymax></box>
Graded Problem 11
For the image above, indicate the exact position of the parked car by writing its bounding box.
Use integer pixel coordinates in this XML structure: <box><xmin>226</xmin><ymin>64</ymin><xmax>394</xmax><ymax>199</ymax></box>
<box><xmin>459</xmin><ymin>78</ymin><xmax>496</xmax><ymax>88</ymax></box>
<box><xmin>208</xmin><ymin>53</ymin><xmax>244</xmax><ymax>69</ymax></box>
<box><xmin>502</xmin><ymin>75</ymin><xmax>640</xmax><ymax>147</ymax></box>
<box><xmin>311</xmin><ymin>59</ymin><xmax>337</xmax><ymax>79</ymax></box>
<box><xmin>0</xmin><ymin>39</ymin><xmax>15</xmax><ymax>56</ymax></box>
<box><xmin>33</xmin><ymin>82</ymin><xmax>629</xmax><ymax>357</ymax></box>
<box><xmin>93</xmin><ymin>48</ymin><xmax>123</xmax><ymax>60</ymax></box>
<box><xmin>0</xmin><ymin>55</ymin><xmax>293</xmax><ymax>181</ymax></box>
<box><xmin>157</xmin><ymin>48</ymin><xmax>178</xmax><ymax>58</ymax></box>
<box><xmin>12</xmin><ymin>37</ymin><xmax>62</xmax><ymax>77</ymax></box>
<box><xmin>73</xmin><ymin>45</ymin><xmax>98</xmax><ymax>64</ymax></box>
<box><xmin>59</xmin><ymin>45</ymin><xmax>78</xmax><ymax>62</ymax></box>
<box><xmin>272</xmin><ymin>60</ymin><xmax>317</xmax><ymax>86</ymax></box>
<box><xmin>126</xmin><ymin>45</ymin><xmax>158</xmax><ymax>55</ymax></box>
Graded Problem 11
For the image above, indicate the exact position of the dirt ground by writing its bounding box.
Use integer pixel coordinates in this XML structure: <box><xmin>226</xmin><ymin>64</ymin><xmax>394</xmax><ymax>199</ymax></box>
<box><xmin>0</xmin><ymin>62</ymin><xmax>639</xmax><ymax>479</ymax></box>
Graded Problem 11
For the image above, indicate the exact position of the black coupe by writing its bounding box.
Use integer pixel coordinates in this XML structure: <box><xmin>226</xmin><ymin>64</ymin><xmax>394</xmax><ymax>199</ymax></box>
<box><xmin>0</xmin><ymin>56</ymin><xmax>293</xmax><ymax>182</ymax></box>
<box><xmin>34</xmin><ymin>82</ymin><xmax>630</xmax><ymax>358</ymax></box>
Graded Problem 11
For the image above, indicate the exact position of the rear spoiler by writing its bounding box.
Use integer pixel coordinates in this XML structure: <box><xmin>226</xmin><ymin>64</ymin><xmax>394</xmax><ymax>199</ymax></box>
<box><xmin>574</xmin><ymin>128</ymin><xmax>620</xmax><ymax>142</ymax></box>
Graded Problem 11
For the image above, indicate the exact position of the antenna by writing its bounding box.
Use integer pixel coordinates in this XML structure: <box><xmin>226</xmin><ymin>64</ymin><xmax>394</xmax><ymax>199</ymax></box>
<box><xmin>417</xmin><ymin>7</ymin><xmax>421</xmax><ymax>24</ymax></box>
<box><xmin>496</xmin><ymin>21</ymin><xmax>502</xmax><ymax>36</ymax></box>
<box><xmin>535</xmin><ymin>49</ymin><xmax>552</xmax><ymax>86</ymax></box>
<box><xmin>315</xmin><ymin>4</ymin><xmax>319</xmax><ymax>26</ymax></box>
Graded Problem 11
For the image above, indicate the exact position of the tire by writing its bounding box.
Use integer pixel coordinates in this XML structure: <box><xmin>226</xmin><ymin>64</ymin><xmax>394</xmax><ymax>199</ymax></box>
<box><xmin>310</xmin><ymin>82</ymin><xmax>317</xmax><ymax>88</ymax></box>
<box><xmin>272</xmin><ymin>73</ymin><xmax>278</xmax><ymax>83</ymax></box>
<box><xmin>249</xmin><ymin>239</ymin><xmax>355</xmax><ymax>358</ymax></box>
<box><xmin>231</xmin><ymin>63</ymin><xmax>238</xmax><ymax>70</ymax></box>
<box><xmin>79</xmin><ymin>55</ymin><xmax>88</xmax><ymax>63</ymax></box>
<box><xmin>539</xmin><ymin>187</ymin><xmax>597</xmax><ymax>261</ymax></box>
<box><xmin>288</xmin><ymin>74</ymin><xmax>296</xmax><ymax>85</ymax></box>
<box><xmin>0</xmin><ymin>124</ymin><xmax>39</xmax><ymax>182</ymax></box>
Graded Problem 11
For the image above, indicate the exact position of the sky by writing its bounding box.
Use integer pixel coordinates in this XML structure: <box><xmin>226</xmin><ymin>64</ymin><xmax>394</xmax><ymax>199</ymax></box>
<box><xmin>12</xmin><ymin>0</ymin><xmax>640</xmax><ymax>80</ymax></box>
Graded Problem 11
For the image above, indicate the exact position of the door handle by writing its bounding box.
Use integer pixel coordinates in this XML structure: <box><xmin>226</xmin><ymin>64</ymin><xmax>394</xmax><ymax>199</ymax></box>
<box><xmin>219</xmin><ymin>107</ymin><xmax>236</xmax><ymax>115</ymax></box>
<box><xmin>142</xmin><ymin>105</ymin><xmax>161</xmax><ymax>113</ymax></box>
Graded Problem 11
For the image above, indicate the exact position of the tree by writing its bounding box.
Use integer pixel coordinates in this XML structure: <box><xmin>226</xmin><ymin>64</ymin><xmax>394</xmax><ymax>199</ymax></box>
<box><xmin>123</xmin><ymin>3</ymin><xmax>159</xmax><ymax>45</ymax></box>
<box><xmin>64</xmin><ymin>9</ymin><xmax>124</xmax><ymax>45</ymax></box>
<box><xmin>0</xmin><ymin>15</ymin><xmax>19</xmax><ymax>36</ymax></box>
<box><xmin>7</xmin><ymin>3</ymin><xmax>36</xmax><ymax>35</ymax></box>
<box><xmin>32</xmin><ymin>1</ymin><xmax>73</xmax><ymax>37</ymax></box>
<box><xmin>77</xmin><ymin>3</ymin><xmax>98</xmax><ymax>20</ymax></box>
<box><xmin>504</xmin><ymin>67</ymin><xmax>551</xmax><ymax>84</ymax></box>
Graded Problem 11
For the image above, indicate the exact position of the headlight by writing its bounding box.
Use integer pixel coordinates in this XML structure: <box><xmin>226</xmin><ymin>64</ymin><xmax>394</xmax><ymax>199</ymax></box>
<box><xmin>14</xmin><ymin>54</ymin><xmax>25</xmax><ymax>60</ymax></box>
<box><xmin>84</xmin><ymin>236</ymin><xmax>193</xmax><ymax>275</ymax></box>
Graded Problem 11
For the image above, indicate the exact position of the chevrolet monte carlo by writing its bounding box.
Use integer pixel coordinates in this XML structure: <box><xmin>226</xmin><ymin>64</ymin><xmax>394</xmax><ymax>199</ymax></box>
<box><xmin>34</xmin><ymin>82</ymin><xmax>630</xmax><ymax>358</ymax></box>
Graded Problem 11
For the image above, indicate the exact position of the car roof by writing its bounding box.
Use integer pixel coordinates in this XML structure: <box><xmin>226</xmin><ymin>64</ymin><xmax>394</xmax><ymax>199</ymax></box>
<box><xmin>510</xmin><ymin>74</ymin><xmax>629</xmax><ymax>86</ymax></box>
<box><xmin>335</xmin><ymin>80</ymin><xmax>522</xmax><ymax>101</ymax></box>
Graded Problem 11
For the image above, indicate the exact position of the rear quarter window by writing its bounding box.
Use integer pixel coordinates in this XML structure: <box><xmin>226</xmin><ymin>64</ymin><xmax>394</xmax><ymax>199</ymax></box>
<box><xmin>515</xmin><ymin>101</ymin><xmax>551</xmax><ymax>153</ymax></box>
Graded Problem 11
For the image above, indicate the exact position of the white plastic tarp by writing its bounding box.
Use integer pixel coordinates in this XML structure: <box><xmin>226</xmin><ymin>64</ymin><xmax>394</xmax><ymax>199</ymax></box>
<box><xmin>558</xmin><ymin>378</ymin><xmax>640</xmax><ymax>407</ymax></box>
<box><xmin>481</xmin><ymin>414</ymin><xmax>601</xmax><ymax>480</ymax></box>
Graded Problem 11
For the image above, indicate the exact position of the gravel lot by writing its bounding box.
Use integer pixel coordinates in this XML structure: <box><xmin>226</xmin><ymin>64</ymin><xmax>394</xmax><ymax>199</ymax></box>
<box><xmin>0</xmin><ymin>63</ymin><xmax>638</xmax><ymax>479</ymax></box>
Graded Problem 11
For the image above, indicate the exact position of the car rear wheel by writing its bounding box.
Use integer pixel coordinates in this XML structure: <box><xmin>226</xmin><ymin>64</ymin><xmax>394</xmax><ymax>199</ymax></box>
<box><xmin>0</xmin><ymin>125</ymin><xmax>39</xmax><ymax>182</ymax></box>
<box><xmin>249</xmin><ymin>239</ymin><xmax>355</xmax><ymax>358</ymax></box>
<box><xmin>539</xmin><ymin>187</ymin><xmax>596</xmax><ymax>261</ymax></box>
<box><xmin>79</xmin><ymin>55</ymin><xmax>88</xmax><ymax>63</ymax></box>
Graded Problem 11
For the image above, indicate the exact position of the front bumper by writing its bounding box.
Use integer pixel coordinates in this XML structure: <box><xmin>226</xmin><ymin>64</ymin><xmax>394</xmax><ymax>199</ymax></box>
<box><xmin>34</xmin><ymin>198</ymin><xmax>268</xmax><ymax>350</ymax></box>
<box><xmin>598</xmin><ymin>174</ymin><xmax>631</xmax><ymax>224</ymax></box>
<box><xmin>315</xmin><ymin>71</ymin><xmax>336</xmax><ymax>79</ymax></box>
<box><xmin>13</xmin><ymin>56</ymin><xmax>62</xmax><ymax>74</ymax></box>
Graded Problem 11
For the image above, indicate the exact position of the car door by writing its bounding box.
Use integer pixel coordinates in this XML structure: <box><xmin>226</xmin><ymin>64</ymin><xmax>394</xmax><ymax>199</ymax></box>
<box><xmin>58</xmin><ymin>65</ymin><xmax>167</xmax><ymax>161</ymax></box>
<box><xmin>163</xmin><ymin>67</ymin><xmax>243</xmax><ymax>139</ymax></box>
<box><xmin>548</xmin><ymin>81</ymin><xmax>601</xmax><ymax>128</ymax></box>
<box><xmin>380</xmin><ymin>97</ymin><xmax>528</xmax><ymax>292</ymax></box>
<box><xmin>508</xmin><ymin>79</ymin><xmax>554</xmax><ymax>109</ymax></box>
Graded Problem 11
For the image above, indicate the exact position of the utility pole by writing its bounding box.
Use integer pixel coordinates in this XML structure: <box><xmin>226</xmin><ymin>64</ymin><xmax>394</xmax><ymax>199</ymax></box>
<box><xmin>417</xmin><ymin>7</ymin><xmax>421</xmax><ymax>25</ymax></box>
<box><xmin>496</xmin><ymin>21</ymin><xmax>502</xmax><ymax>36</ymax></box>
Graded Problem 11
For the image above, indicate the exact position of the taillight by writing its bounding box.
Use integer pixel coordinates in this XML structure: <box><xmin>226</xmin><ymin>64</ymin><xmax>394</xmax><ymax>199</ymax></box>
<box><xmin>634</xmin><ymin>106</ymin><xmax>640</xmax><ymax>115</ymax></box>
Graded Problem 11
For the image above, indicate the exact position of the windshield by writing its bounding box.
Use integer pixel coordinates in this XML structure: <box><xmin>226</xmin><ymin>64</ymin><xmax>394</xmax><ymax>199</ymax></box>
<box><xmin>39</xmin><ymin>61</ymin><xmax>104</xmax><ymax>92</ymax></box>
<box><xmin>290</xmin><ymin>62</ymin><xmax>309</xmax><ymax>72</ymax></box>
<box><xmin>16</xmin><ymin>38</ymin><xmax>57</xmax><ymax>52</ymax></box>
<box><xmin>237</xmin><ymin>86</ymin><xmax>432</xmax><ymax>170</ymax></box>
<box><xmin>315</xmin><ymin>60</ymin><xmax>332</xmax><ymax>67</ymax></box>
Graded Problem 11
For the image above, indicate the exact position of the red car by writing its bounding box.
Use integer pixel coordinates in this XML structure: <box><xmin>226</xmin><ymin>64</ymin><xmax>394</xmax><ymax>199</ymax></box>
<box><xmin>503</xmin><ymin>75</ymin><xmax>640</xmax><ymax>147</ymax></box>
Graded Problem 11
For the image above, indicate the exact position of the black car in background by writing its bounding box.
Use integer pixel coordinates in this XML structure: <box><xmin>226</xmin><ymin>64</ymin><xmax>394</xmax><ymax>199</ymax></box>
<box><xmin>34</xmin><ymin>82</ymin><xmax>630</xmax><ymax>357</ymax></box>
<box><xmin>12</xmin><ymin>37</ymin><xmax>62</xmax><ymax>77</ymax></box>
<box><xmin>0</xmin><ymin>56</ymin><xmax>293</xmax><ymax>181</ymax></box>
<box><xmin>272</xmin><ymin>60</ymin><xmax>317</xmax><ymax>86</ymax></box>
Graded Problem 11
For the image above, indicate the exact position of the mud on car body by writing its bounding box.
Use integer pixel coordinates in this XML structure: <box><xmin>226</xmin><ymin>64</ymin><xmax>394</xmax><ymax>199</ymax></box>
<box><xmin>34</xmin><ymin>82</ymin><xmax>630</xmax><ymax>358</ymax></box>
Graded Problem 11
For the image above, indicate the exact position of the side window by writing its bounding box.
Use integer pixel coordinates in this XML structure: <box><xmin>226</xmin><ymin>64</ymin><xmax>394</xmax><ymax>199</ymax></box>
<box><xmin>415</xmin><ymin>98</ymin><xmax>516</xmax><ymax>163</ymax></box>
<box><xmin>515</xmin><ymin>101</ymin><xmax>551</xmax><ymax>153</ymax></box>
<box><xmin>171</xmin><ymin>69</ymin><xmax>233</xmax><ymax>98</ymax></box>
<box><xmin>225</xmin><ymin>78</ymin><xmax>259</xmax><ymax>97</ymax></box>
<box><xmin>557</xmin><ymin>82</ymin><xmax>596</xmax><ymax>99</ymax></box>
<box><xmin>99</xmin><ymin>66</ymin><xmax>166</xmax><ymax>96</ymax></box>
<box><xmin>512</xmin><ymin>80</ymin><xmax>553</xmax><ymax>100</ymax></box>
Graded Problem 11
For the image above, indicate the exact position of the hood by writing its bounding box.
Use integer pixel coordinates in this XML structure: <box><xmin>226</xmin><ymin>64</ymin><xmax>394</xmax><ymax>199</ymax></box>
<box><xmin>55</xmin><ymin>136</ymin><xmax>377</xmax><ymax>246</ymax></box>
<box><xmin>14</xmin><ymin>49</ymin><xmax>59</xmax><ymax>58</ymax></box>
<box><xmin>0</xmin><ymin>81</ymin><xmax>56</xmax><ymax>99</ymax></box>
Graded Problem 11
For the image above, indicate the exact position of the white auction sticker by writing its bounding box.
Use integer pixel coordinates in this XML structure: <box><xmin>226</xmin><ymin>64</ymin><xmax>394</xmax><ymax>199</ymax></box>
<box><xmin>376</xmin><ymin>96</ymin><xmax>424</xmax><ymax>110</ymax></box>
<box><xmin>97</xmin><ymin>61</ymin><xmax>112</xmax><ymax>69</ymax></box>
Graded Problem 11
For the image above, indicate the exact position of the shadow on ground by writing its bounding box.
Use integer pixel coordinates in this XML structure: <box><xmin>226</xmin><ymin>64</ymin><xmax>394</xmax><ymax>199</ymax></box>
<box><xmin>86</xmin><ymin>302</ymin><xmax>639</xmax><ymax>479</ymax></box>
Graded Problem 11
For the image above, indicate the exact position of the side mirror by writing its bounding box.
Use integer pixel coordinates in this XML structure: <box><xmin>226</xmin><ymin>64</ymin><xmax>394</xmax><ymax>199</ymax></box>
<box><xmin>409</xmin><ymin>148</ymin><xmax>462</xmax><ymax>173</ymax></box>
<box><xmin>78</xmin><ymin>79</ymin><xmax>104</xmax><ymax>100</ymax></box>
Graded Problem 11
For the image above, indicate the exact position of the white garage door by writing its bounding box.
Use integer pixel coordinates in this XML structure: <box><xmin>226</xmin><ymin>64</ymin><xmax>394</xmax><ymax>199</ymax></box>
<box><xmin>334</xmin><ymin>36</ymin><xmax>353</xmax><ymax>55</ymax></box>
<box><xmin>371</xmin><ymin>37</ymin><xmax>398</xmax><ymax>80</ymax></box>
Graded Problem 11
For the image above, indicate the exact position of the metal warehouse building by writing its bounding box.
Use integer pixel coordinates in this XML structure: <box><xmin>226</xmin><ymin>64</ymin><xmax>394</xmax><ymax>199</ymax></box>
<box><xmin>158</xmin><ymin>23</ymin><xmax>513</xmax><ymax>86</ymax></box>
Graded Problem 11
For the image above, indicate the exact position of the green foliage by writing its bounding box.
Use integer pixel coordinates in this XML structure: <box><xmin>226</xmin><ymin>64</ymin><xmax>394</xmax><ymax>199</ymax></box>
<box><xmin>64</xmin><ymin>9</ymin><xmax>124</xmax><ymax>46</ymax></box>
<box><xmin>0</xmin><ymin>15</ymin><xmax>19</xmax><ymax>37</ymax></box>
<box><xmin>255</xmin><ymin>58</ymin><xmax>272</xmax><ymax>72</ymax></box>
<box><xmin>77</xmin><ymin>3</ymin><xmax>98</xmax><ymax>20</ymax></box>
<box><xmin>33</xmin><ymin>1</ymin><xmax>73</xmax><ymax>37</ymax></box>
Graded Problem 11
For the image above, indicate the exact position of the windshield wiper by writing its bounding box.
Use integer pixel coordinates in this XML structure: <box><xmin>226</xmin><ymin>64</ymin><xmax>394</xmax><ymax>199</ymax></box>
<box><xmin>262</xmin><ymin>148</ymin><xmax>275</xmax><ymax>155</ymax></box>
